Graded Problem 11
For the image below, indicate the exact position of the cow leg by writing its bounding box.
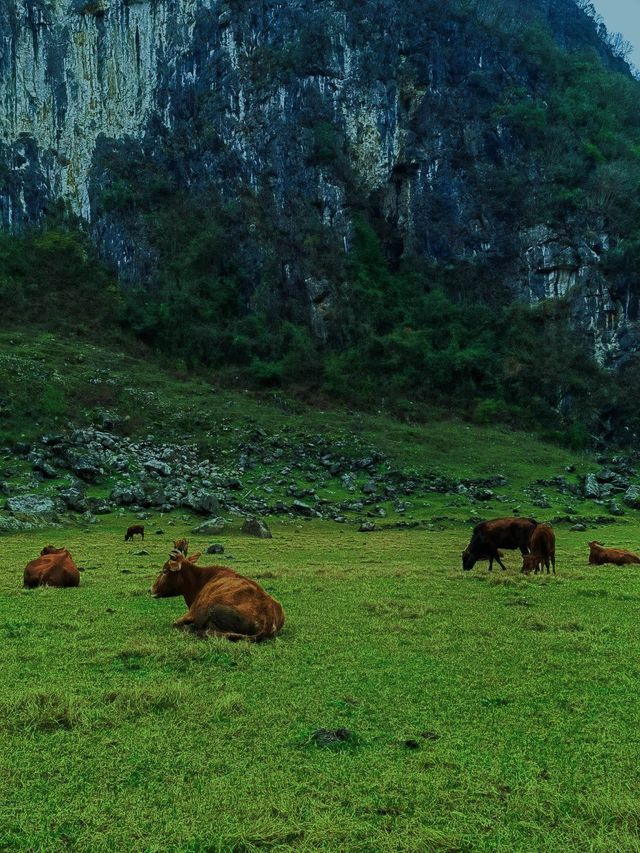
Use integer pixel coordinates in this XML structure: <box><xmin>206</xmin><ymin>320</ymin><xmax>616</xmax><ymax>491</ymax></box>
<box><xmin>207</xmin><ymin>604</ymin><xmax>257</xmax><ymax>636</ymax></box>
<box><xmin>173</xmin><ymin>612</ymin><xmax>195</xmax><ymax>629</ymax></box>
<box><xmin>488</xmin><ymin>556</ymin><xmax>493</xmax><ymax>571</ymax></box>
<box><xmin>490</xmin><ymin>547</ymin><xmax>507</xmax><ymax>571</ymax></box>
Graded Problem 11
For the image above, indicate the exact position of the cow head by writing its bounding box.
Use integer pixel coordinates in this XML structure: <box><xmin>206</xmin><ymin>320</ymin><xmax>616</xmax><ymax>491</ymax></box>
<box><xmin>588</xmin><ymin>541</ymin><xmax>603</xmax><ymax>549</ymax></box>
<box><xmin>461</xmin><ymin>548</ymin><xmax>477</xmax><ymax>571</ymax></box>
<box><xmin>521</xmin><ymin>555</ymin><xmax>537</xmax><ymax>574</ymax></box>
<box><xmin>41</xmin><ymin>545</ymin><xmax>66</xmax><ymax>555</ymax></box>
<box><xmin>151</xmin><ymin>550</ymin><xmax>201</xmax><ymax>597</ymax></box>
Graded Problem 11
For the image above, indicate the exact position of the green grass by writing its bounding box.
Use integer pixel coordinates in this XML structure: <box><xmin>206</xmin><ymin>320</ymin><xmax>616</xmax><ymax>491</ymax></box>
<box><xmin>0</xmin><ymin>328</ymin><xmax>600</xmax><ymax>525</ymax></box>
<box><xmin>1</xmin><ymin>328</ymin><xmax>639</xmax><ymax>849</ymax></box>
<box><xmin>2</xmin><ymin>516</ymin><xmax>640</xmax><ymax>851</ymax></box>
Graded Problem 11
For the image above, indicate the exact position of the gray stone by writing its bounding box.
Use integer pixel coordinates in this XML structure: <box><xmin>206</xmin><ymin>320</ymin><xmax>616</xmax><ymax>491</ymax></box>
<box><xmin>0</xmin><ymin>515</ymin><xmax>33</xmax><ymax>532</ymax></box>
<box><xmin>206</xmin><ymin>543</ymin><xmax>225</xmax><ymax>554</ymax></box>
<box><xmin>241</xmin><ymin>518</ymin><xmax>273</xmax><ymax>539</ymax></box>
<box><xmin>608</xmin><ymin>501</ymin><xmax>625</xmax><ymax>517</ymax></box>
<box><xmin>5</xmin><ymin>495</ymin><xmax>56</xmax><ymax>516</ymax></box>
<box><xmin>143</xmin><ymin>458</ymin><xmax>172</xmax><ymax>477</ymax></box>
<box><xmin>472</xmin><ymin>488</ymin><xmax>494</xmax><ymax>502</ymax></box>
<box><xmin>183</xmin><ymin>490</ymin><xmax>220</xmax><ymax>515</ymax></box>
<box><xmin>624</xmin><ymin>486</ymin><xmax>640</xmax><ymax>509</ymax></box>
<box><xmin>59</xmin><ymin>486</ymin><xmax>88</xmax><ymax>513</ymax></box>
<box><xmin>584</xmin><ymin>474</ymin><xmax>601</xmax><ymax>499</ymax></box>
<box><xmin>192</xmin><ymin>517</ymin><xmax>226</xmax><ymax>535</ymax></box>
<box><xmin>291</xmin><ymin>500</ymin><xmax>316</xmax><ymax>517</ymax></box>
<box><xmin>111</xmin><ymin>483</ymin><xmax>145</xmax><ymax>506</ymax></box>
<box><xmin>570</xmin><ymin>523</ymin><xmax>587</xmax><ymax>532</ymax></box>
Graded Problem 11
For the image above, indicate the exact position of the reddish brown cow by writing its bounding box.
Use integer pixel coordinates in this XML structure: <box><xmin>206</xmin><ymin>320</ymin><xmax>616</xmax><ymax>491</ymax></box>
<box><xmin>588</xmin><ymin>541</ymin><xmax>640</xmax><ymax>566</ymax></box>
<box><xmin>462</xmin><ymin>517</ymin><xmax>538</xmax><ymax>571</ymax></box>
<box><xmin>522</xmin><ymin>524</ymin><xmax>556</xmax><ymax>575</ymax></box>
<box><xmin>125</xmin><ymin>525</ymin><xmax>145</xmax><ymax>542</ymax></box>
<box><xmin>151</xmin><ymin>550</ymin><xmax>285</xmax><ymax>641</ymax></box>
<box><xmin>174</xmin><ymin>538</ymin><xmax>189</xmax><ymax>555</ymax></box>
<box><xmin>23</xmin><ymin>547</ymin><xmax>80</xmax><ymax>589</ymax></box>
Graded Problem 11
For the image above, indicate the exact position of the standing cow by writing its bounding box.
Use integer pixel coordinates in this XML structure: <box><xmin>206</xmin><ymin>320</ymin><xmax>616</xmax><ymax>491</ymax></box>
<box><xmin>125</xmin><ymin>525</ymin><xmax>145</xmax><ymax>542</ymax></box>
<box><xmin>462</xmin><ymin>517</ymin><xmax>538</xmax><ymax>571</ymax></box>
<box><xmin>522</xmin><ymin>523</ymin><xmax>556</xmax><ymax>574</ymax></box>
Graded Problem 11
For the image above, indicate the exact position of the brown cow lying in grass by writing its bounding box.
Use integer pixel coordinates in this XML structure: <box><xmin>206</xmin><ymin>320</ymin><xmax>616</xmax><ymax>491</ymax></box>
<box><xmin>23</xmin><ymin>546</ymin><xmax>80</xmax><ymax>589</ymax></box>
<box><xmin>522</xmin><ymin>524</ymin><xmax>556</xmax><ymax>575</ymax></box>
<box><xmin>125</xmin><ymin>525</ymin><xmax>144</xmax><ymax>541</ymax></box>
<box><xmin>588</xmin><ymin>541</ymin><xmax>640</xmax><ymax>566</ymax></box>
<box><xmin>151</xmin><ymin>550</ymin><xmax>285</xmax><ymax>641</ymax></box>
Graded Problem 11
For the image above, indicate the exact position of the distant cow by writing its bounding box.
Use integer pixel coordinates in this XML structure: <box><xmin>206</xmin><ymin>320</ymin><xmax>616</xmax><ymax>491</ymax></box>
<box><xmin>23</xmin><ymin>546</ymin><xmax>80</xmax><ymax>589</ymax></box>
<box><xmin>125</xmin><ymin>525</ymin><xmax>145</xmax><ymax>542</ymax></box>
<box><xmin>174</xmin><ymin>538</ymin><xmax>189</xmax><ymax>555</ymax></box>
<box><xmin>522</xmin><ymin>524</ymin><xmax>556</xmax><ymax>574</ymax></box>
<box><xmin>462</xmin><ymin>517</ymin><xmax>538</xmax><ymax>571</ymax></box>
<box><xmin>151</xmin><ymin>549</ymin><xmax>285</xmax><ymax>641</ymax></box>
<box><xmin>588</xmin><ymin>541</ymin><xmax>640</xmax><ymax>566</ymax></box>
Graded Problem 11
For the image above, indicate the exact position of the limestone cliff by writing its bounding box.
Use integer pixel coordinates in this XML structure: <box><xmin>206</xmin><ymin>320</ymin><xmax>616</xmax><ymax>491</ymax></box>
<box><xmin>1</xmin><ymin>0</ymin><xmax>638</xmax><ymax>364</ymax></box>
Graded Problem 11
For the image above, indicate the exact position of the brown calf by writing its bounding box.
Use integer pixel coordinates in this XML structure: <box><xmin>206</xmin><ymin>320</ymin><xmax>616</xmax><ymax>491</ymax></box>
<box><xmin>174</xmin><ymin>538</ymin><xmax>189</xmax><ymax>555</ymax></box>
<box><xmin>24</xmin><ymin>547</ymin><xmax>80</xmax><ymax>589</ymax></box>
<box><xmin>462</xmin><ymin>517</ymin><xmax>538</xmax><ymax>571</ymax></box>
<box><xmin>588</xmin><ymin>541</ymin><xmax>640</xmax><ymax>566</ymax></box>
<box><xmin>151</xmin><ymin>550</ymin><xmax>284</xmax><ymax>641</ymax></box>
<box><xmin>125</xmin><ymin>525</ymin><xmax>145</xmax><ymax>542</ymax></box>
<box><xmin>522</xmin><ymin>524</ymin><xmax>556</xmax><ymax>574</ymax></box>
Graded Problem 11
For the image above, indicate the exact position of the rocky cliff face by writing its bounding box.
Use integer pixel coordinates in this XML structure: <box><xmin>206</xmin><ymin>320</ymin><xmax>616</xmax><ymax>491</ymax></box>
<box><xmin>1</xmin><ymin>0</ymin><xmax>638</xmax><ymax>364</ymax></box>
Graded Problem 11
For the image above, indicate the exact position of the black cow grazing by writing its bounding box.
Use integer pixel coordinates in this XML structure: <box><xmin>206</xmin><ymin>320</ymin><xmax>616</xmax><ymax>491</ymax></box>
<box><xmin>462</xmin><ymin>517</ymin><xmax>538</xmax><ymax>571</ymax></box>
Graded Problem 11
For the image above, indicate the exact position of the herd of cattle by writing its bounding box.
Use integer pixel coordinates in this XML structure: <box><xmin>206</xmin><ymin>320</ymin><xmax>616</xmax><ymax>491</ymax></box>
<box><xmin>17</xmin><ymin>517</ymin><xmax>640</xmax><ymax>641</ymax></box>
<box><xmin>461</xmin><ymin>516</ymin><xmax>640</xmax><ymax>572</ymax></box>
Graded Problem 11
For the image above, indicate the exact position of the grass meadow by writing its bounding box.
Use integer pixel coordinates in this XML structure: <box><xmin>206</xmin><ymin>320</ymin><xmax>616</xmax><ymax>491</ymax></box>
<box><xmin>2</xmin><ymin>517</ymin><xmax>640</xmax><ymax>851</ymax></box>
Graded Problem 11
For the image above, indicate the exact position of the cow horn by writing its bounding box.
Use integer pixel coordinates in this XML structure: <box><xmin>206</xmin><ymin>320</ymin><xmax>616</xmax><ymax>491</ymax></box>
<box><xmin>169</xmin><ymin>549</ymin><xmax>182</xmax><ymax>559</ymax></box>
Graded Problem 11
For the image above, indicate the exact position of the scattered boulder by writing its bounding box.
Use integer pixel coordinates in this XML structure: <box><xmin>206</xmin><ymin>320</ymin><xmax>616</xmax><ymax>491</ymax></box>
<box><xmin>241</xmin><ymin>518</ymin><xmax>272</xmax><ymax>539</ymax></box>
<box><xmin>5</xmin><ymin>495</ymin><xmax>56</xmax><ymax>516</ymax></box>
<box><xmin>0</xmin><ymin>515</ymin><xmax>33</xmax><ymax>532</ymax></box>
<box><xmin>472</xmin><ymin>488</ymin><xmax>494</xmax><ymax>502</ymax></box>
<box><xmin>311</xmin><ymin>728</ymin><xmax>353</xmax><ymax>748</ymax></box>
<box><xmin>206</xmin><ymin>543</ymin><xmax>225</xmax><ymax>555</ymax></box>
<box><xmin>291</xmin><ymin>500</ymin><xmax>316</xmax><ymax>517</ymax></box>
<box><xmin>359</xmin><ymin>521</ymin><xmax>376</xmax><ymax>532</ymax></box>
<box><xmin>66</xmin><ymin>451</ymin><xmax>103</xmax><ymax>484</ymax></box>
<box><xmin>570</xmin><ymin>523</ymin><xmax>587</xmax><ymax>532</ymax></box>
<box><xmin>192</xmin><ymin>517</ymin><xmax>226</xmax><ymax>535</ymax></box>
<box><xmin>583</xmin><ymin>474</ymin><xmax>600</xmax><ymax>499</ymax></box>
<box><xmin>183</xmin><ymin>490</ymin><xmax>220</xmax><ymax>515</ymax></box>
<box><xmin>623</xmin><ymin>486</ymin><xmax>640</xmax><ymax>509</ymax></box>
<box><xmin>111</xmin><ymin>483</ymin><xmax>145</xmax><ymax>506</ymax></box>
<box><xmin>32</xmin><ymin>459</ymin><xmax>57</xmax><ymax>479</ymax></box>
<box><xmin>143</xmin><ymin>458</ymin><xmax>172</xmax><ymax>477</ymax></box>
<box><xmin>58</xmin><ymin>486</ymin><xmax>88</xmax><ymax>513</ymax></box>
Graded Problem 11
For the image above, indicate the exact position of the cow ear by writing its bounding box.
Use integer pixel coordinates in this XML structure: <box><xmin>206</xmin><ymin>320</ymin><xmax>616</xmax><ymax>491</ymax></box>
<box><xmin>187</xmin><ymin>551</ymin><xmax>202</xmax><ymax>563</ymax></box>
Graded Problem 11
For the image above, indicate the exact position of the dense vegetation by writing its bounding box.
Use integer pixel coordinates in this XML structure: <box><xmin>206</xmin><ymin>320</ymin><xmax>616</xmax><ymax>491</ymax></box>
<box><xmin>1</xmin><ymin>0</ymin><xmax>640</xmax><ymax>447</ymax></box>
